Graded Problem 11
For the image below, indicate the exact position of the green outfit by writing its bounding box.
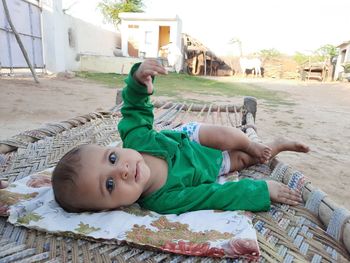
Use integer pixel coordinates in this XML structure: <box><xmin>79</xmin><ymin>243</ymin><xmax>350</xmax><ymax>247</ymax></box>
<box><xmin>118</xmin><ymin>63</ymin><xmax>270</xmax><ymax>214</ymax></box>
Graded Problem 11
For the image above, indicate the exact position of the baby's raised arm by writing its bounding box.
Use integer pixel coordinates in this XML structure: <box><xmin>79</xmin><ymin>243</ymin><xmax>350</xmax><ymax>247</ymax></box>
<box><xmin>134</xmin><ymin>59</ymin><xmax>167</xmax><ymax>94</ymax></box>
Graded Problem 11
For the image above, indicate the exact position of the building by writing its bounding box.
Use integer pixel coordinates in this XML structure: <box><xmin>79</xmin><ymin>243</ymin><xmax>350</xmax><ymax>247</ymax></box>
<box><xmin>0</xmin><ymin>1</ymin><xmax>186</xmax><ymax>74</ymax></box>
<box><xmin>119</xmin><ymin>12</ymin><xmax>182</xmax><ymax>59</ymax></box>
<box><xmin>0</xmin><ymin>0</ymin><xmax>121</xmax><ymax>74</ymax></box>
<box><xmin>334</xmin><ymin>40</ymin><xmax>350</xmax><ymax>81</ymax></box>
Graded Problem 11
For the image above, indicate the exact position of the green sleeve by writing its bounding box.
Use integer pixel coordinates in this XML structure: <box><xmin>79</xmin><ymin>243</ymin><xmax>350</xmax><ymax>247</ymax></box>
<box><xmin>140</xmin><ymin>179</ymin><xmax>271</xmax><ymax>214</ymax></box>
<box><xmin>118</xmin><ymin>63</ymin><xmax>154</xmax><ymax>142</ymax></box>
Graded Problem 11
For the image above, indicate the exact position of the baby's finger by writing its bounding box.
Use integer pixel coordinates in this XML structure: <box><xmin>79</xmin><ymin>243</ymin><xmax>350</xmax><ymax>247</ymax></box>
<box><xmin>141</xmin><ymin>69</ymin><xmax>160</xmax><ymax>78</ymax></box>
<box><xmin>152</xmin><ymin>64</ymin><xmax>168</xmax><ymax>75</ymax></box>
<box><xmin>280</xmin><ymin>189</ymin><xmax>302</xmax><ymax>204</ymax></box>
<box><xmin>285</xmin><ymin>186</ymin><xmax>302</xmax><ymax>197</ymax></box>
<box><xmin>150</xmin><ymin>59</ymin><xmax>168</xmax><ymax>73</ymax></box>
<box><xmin>291</xmin><ymin>190</ymin><xmax>303</xmax><ymax>202</ymax></box>
<box><xmin>146</xmin><ymin>82</ymin><xmax>153</xmax><ymax>94</ymax></box>
<box><xmin>143</xmin><ymin>76</ymin><xmax>153</xmax><ymax>93</ymax></box>
<box><xmin>281</xmin><ymin>197</ymin><xmax>300</xmax><ymax>206</ymax></box>
<box><xmin>144</xmin><ymin>59</ymin><xmax>167</xmax><ymax>73</ymax></box>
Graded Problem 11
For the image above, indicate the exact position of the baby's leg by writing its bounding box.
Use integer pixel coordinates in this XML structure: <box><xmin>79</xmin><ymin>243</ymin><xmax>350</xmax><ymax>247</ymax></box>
<box><xmin>228</xmin><ymin>137</ymin><xmax>310</xmax><ymax>172</ymax></box>
<box><xmin>199</xmin><ymin>124</ymin><xmax>271</xmax><ymax>163</ymax></box>
<box><xmin>228</xmin><ymin>150</ymin><xmax>260</xmax><ymax>171</ymax></box>
<box><xmin>267</xmin><ymin>138</ymin><xmax>310</xmax><ymax>158</ymax></box>
<box><xmin>266</xmin><ymin>180</ymin><xmax>302</xmax><ymax>205</ymax></box>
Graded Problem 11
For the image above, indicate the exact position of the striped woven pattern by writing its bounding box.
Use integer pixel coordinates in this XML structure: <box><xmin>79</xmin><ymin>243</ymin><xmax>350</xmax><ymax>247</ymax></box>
<box><xmin>0</xmin><ymin>98</ymin><xmax>349</xmax><ymax>262</ymax></box>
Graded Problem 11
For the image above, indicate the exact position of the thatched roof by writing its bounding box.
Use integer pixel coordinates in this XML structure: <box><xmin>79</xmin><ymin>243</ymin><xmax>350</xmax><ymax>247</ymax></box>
<box><xmin>182</xmin><ymin>33</ymin><xmax>217</xmax><ymax>58</ymax></box>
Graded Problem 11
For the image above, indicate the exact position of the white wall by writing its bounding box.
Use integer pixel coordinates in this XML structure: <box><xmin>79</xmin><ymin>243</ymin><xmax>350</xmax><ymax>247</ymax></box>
<box><xmin>41</xmin><ymin>0</ymin><xmax>66</xmax><ymax>72</ymax></box>
<box><xmin>63</xmin><ymin>15</ymin><xmax>121</xmax><ymax>71</ymax></box>
<box><xmin>41</xmin><ymin>0</ymin><xmax>120</xmax><ymax>73</ymax></box>
<box><xmin>80</xmin><ymin>55</ymin><xmax>142</xmax><ymax>74</ymax></box>
<box><xmin>334</xmin><ymin>43</ymin><xmax>350</xmax><ymax>80</ymax></box>
<box><xmin>119</xmin><ymin>13</ymin><xmax>182</xmax><ymax>58</ymax></box>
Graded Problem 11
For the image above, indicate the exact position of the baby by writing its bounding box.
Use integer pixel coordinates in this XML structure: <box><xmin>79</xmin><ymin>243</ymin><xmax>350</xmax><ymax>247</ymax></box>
<box><xmin>52</xmin><ymin>59</ymin><xmax>309</xmax><ymax>214</ymax></box>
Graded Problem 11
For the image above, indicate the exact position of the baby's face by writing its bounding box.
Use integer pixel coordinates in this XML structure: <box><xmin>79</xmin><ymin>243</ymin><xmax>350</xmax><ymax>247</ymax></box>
<box><xmin>74</xmin><ymin>144</ymin><xmax>151</xmax><ymax>211</ymax></box>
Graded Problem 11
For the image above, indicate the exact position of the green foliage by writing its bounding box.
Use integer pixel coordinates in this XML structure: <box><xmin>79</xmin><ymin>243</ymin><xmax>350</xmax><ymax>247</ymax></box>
<box><xmin>293</xmin><ymin>44</ymin><xmax>337</xmax><ymax>65</ymax></box>
<box><xmin>259</xmin><ymin>49</ymin><xmax>281</xmax><ymax>61</ymax></box>
<box><xmin>293</xmin><ymin>52</ymin><xmax>309</xmax><ymax>65</ymax></box>
<box><xmin>343</xmin><ymin>63</ymin><xmax>350</xmax><ymax>73</ymax></box>
<box><xmin>97</xmin><ymin>0</ymin><xmax>144</xmax><ymax>26</ymax></box>
<box><xmin>315</xmin><ymin>44</ymin><xmax>337</xmax><ymax>59</ymax></box>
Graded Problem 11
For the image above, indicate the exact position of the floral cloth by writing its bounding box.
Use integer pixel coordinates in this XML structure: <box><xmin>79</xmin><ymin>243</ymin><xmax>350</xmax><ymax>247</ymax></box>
<box><xmin>0</xmin><ymin>168</ymin><xmax>260</xmax><ymax>260</ymax></box>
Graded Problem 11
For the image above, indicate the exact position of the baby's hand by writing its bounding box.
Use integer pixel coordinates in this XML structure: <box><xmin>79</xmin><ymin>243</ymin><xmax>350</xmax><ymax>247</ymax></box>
<box><xmin>266</xmin><ymin>180</ymin><xmax>302</xmax><ymax>206</ymax></box>
<box><xmin>134</xmin><ymin>59</ymin><xmax>167</xmax><ymax>94</ymax></box>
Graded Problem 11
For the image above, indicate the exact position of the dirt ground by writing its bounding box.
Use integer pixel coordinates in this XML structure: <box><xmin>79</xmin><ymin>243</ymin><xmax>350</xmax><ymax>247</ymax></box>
<box><xmin>0</xmin><ymin>75</ymin><xmax>349</xmax><ymax>210</ymax></box>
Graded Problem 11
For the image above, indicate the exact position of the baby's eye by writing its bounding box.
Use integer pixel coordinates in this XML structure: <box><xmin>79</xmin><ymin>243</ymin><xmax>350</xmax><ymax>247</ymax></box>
<box><xmin>108</xmin><ymin>152</ymin><xmax>118</xmax><ymax>164</ymax></box>
<box><xmin>106</xmin><ymin>178</ymin><xmax>115</xmax><ymax>193</ymax></box>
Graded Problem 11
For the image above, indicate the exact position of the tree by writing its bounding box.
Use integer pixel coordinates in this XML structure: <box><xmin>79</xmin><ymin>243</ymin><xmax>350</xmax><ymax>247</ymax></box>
<box><xmin>293</xmin><ymin>44</ymin><xmax>337</xmax><ymax>66</ymax></box>
<box><xmin>258</xmin><ymin>48</ymin><xmax>281</xmax><ymax>62</ymax></box>
<box><xmin>228</xmin><ymin>37</ymin><xmax>242</xmax><ymax>56</ymax></box>
<box><xmin>293</xmin><ymin>52</ymin><xmax>309</xmax><ymax>65</ymax></box>
<box><xmin>314</xmin><ymin>44</ymin><xmax>337</xmax><ymax>61</ymax></box>
<box><xmin>98</xmin><ymin>0</ymin><xmax>144</xmax><ymax>26</ymax></box>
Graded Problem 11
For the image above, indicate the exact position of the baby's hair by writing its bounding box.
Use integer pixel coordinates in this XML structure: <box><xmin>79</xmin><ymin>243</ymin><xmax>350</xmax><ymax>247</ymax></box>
<box><xmin>52</xmin><ymin>144</ymin><xmax>87</xmax><ymax>213</ymax></box>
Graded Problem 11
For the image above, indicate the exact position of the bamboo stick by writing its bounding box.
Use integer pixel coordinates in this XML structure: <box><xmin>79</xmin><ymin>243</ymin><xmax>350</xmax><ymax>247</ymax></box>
<box><xmin>153</xmin><ymin>101</ymin><xmax>242</xmax><ymax>112</ymax></box>
<box><xmin>303</xmin><ymin>183</ymin><xmax>350</xmax><ymax>254</ymax></box>
<box><xmin>2</xmin><ymin>0</ymin><xmax>39</xmax><ymax>83</ymax></box>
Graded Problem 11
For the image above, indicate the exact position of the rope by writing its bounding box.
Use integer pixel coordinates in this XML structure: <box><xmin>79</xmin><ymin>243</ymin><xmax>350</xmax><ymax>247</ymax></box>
<box><xmin>326</xmin><ymin>208</ymin><xmax>350</xmax><ymax>241</ymax></box>
<box><xmin>287</xmin><ymin>171</ymin><xmax>305</xmax><ymax>191</ymax></box>
<box><xmin>304</xmin><ymin>189</ymin><xmax>327</xmax><ymax>216</ymax></box>
<box><xmin>270</xmin><ymin>163</ymin><xmax>289</xmax><ymax>182</ymax></box>
<box><xmin>311</xmin><ymin>254</ymin><xmax>322</xmax><ymax>263</ymax></box>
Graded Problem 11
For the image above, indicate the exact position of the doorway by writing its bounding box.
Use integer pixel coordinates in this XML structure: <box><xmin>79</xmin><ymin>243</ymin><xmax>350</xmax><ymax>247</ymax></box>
<box><xmin>158</xmin><ymin>26</ymin><xmax>170</xmax><ymax>50</ymax></box>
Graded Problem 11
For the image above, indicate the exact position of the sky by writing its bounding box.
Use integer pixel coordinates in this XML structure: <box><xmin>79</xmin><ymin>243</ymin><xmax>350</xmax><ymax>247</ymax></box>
<box><xmin>63</xmin><ymin>0</ymin><xmax>350</xmax><ymax>56</ymax></box>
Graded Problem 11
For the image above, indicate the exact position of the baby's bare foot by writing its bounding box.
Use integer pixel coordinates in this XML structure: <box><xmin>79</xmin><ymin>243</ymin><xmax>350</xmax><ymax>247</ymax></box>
<box><xmin>246</xmin><ymin>141</ymin><xmax>272</xmax><ymax>163</ymax></box>
<box><xmin>269</xmin><ymin>138</ymin><xmax>310</xmax><ymax>157</ymax></box>
<box><xmin>266</xmin><ymin>180</ymin><xmax>302</xmax><ymax>205</ymax></box>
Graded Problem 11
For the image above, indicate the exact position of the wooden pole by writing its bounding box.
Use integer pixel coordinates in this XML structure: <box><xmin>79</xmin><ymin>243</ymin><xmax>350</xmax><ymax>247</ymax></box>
<box><xmin>210</xmin><ymin>54</ymin><xmax>213</xmax><ymax>76</ymax></box>
<box><xmin>204</xmin><ymin>51</ymin><xmax>206</xmax><ymax>76</ymax></box>
<box><xmin>2</xmin><ymin>0</ymin><xmax>39</xmax><ymax>83</ymax></box>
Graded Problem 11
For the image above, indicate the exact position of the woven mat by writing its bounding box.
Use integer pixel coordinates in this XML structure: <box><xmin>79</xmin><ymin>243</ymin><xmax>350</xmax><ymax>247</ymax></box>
<box><xmin>0</xmin><ymin>99</ymin><xmax>349</xmax><ymax>262</ymax></box>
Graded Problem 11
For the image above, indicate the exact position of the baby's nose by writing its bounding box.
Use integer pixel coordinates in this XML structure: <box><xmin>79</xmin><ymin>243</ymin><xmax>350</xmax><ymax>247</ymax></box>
<box><xmin>119</xmin><ymin>162</ymin><xmax>129</xmax><ymax>179</ymax></box>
